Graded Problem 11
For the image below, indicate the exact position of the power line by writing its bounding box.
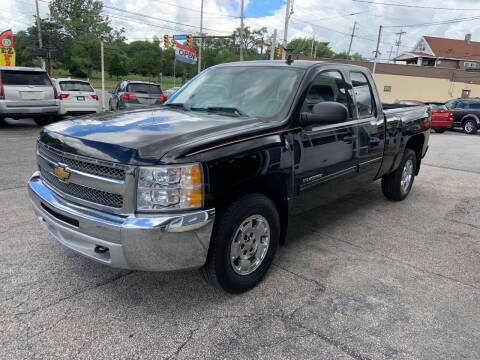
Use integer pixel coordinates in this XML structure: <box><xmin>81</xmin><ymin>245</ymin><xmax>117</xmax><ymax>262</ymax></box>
<box><xmin>351</xmin><ymin>0</ymin><xmax>480</xmax><ymax>11</ymax></box>
<box><xmin>385</xmin><ymin>15</ymin><xmax>480</xmax><ymax>28</ymax></box>
<box><xmin>152</xmin><ymin>0</ymin><xmax>238</xmax><ymax>18</ymax></box>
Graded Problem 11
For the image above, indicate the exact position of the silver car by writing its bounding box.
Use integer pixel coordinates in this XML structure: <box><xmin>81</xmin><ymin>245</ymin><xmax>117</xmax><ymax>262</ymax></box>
<box><xmin>0</xmin><ymin>66</ymin><xmax>59</xmax><ymax>126</ymax></box>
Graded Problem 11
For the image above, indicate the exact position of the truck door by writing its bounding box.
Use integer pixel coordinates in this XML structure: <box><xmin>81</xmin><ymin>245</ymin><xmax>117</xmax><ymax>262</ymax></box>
<box><xmin>348</xmin><ymin>71</ymin><xmax>385</xmax><ymax>183</ymax></box>
<box><xmin>292</xmin><ymin>69</ymin><xmax>360</xmax><ymax>214</ymax></box>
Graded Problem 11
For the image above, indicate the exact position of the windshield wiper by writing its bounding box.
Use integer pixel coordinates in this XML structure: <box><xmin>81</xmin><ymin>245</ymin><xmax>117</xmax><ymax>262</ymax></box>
<box><xmin>191</xmin><ymin>106</ymin><xmax>248</xmax><ymax>117</ymax></box>
<box><xmin>164</xmin><ymin>103</ymin><xmax>188</xmax><ymax>109</ymax></box>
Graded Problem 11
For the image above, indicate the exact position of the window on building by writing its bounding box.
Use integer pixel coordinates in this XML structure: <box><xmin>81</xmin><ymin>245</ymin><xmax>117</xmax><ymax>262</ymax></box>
<box><xmin>383</xmin><ymin>85</ymin><xmax>392</xmax><ymax>93</ymax></box>
<box><xmin>462</xmin><ymin>89</ymin><xmax>471</xmax><ymax>98</ymax></box>
<box><xmin>464</xmin><ymin>61</ymin><xmax>477</xmax><ymax>69</ymax></box>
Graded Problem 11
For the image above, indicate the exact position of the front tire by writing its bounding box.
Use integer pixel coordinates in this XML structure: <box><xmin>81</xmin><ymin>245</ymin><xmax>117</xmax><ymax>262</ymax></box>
<box><xmin>463</xmin><ymin>119</ymin><xmax>477</xmax><ymax>134</ymax></box>
<box><xmin>434</xmin><ymin>129</ymin><xmax>446</xmax><ymax>133</ymax></box>
<box><xmin>34</xmin><ymin>116</ymin><xmax>54</xmax><ymax>126</ymax></box>
<box><xmin>201</xmin><ymin>193</ymin><xmax>280</xmax><ymax>293</ymax></box>
<box><xmin>382</xmin><ymin>148</ymin><xmax>417</xmax><ymax>201</ymax></box>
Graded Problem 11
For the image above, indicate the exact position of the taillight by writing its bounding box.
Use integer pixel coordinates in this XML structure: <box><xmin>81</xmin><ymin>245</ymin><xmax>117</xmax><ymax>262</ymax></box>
<box><xmin>157</xmin><ymin>94</ymin><xmax>167</xmax><ymax>102</ymax></box>
<box><xmin>58</xmin><ymin>93</ymin><xmax>70</xmax><ymax>100</ymax></box>
<box><xmin>91</xmin><ymin>94</ymin><xmax>99</xmax><ymax>101</ymax></box>
<box><xmin>122</xmin><ymin>93</ymin><xmax>136</xmax><ymax>100</ymax></box>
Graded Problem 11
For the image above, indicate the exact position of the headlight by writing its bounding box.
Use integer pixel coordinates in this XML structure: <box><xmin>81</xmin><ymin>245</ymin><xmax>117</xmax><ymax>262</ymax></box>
<box><xmin>137</xmin><ymin>163</ymin><xmax>203</xmax><ymax>211</ymax></box>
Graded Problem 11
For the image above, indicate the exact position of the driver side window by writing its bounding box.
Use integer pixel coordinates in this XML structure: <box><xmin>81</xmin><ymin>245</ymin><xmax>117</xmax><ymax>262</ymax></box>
<box><xmin>302</xmin><ymin>70</ymin><xmax>351</xmax><ymax>120</ymax></box>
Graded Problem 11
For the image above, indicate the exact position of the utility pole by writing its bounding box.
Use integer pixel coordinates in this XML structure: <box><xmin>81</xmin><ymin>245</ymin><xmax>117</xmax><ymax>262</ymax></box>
<box><xmin>100</xmin><ymin>38</ymin><xmax>105</xmax><ymax>111</ymax></box>
<box><xmin>310</xmin><ymin>34</ymin><xmax>315</xmax><ymax>58</ymax></box>
<box><xmin>239</xmin><ymin>0</ymin><xmax>245</xmax><ymax>61</ymax></box>
<box><xmin>270</xmin><ymin>29</ymin><xmax>277</xmax><ymax>60</ymax></box>
<box><xmin>197</xmin><ymin>0</ymin><xmax>204</xmax><ymax>73</ymax></box>
<box><xmin>372</xmin><ymin>25</ymin><xmax>383</xmax><ymax>75</ymax></box>
<box><xmin>282</xmin><ymin>0</ymin><xmax>293</xmax><ymax>60</ymax></box>
<box><xmin>347</xmin><ymin>21</ymin><xmax>357</xmax><ymax>59</ymax></box>
<box><xmin>388</xmin><ymin>45</ymin><xmax>394</xmax><ymax>63</ymax></box>
<box><xmin>35</xmin><ymin>0</ymin><xmax>45</xmax><ymax>69</ymax></box>
<box><xmin>394</xmin><ymin>28</ymin><xmax>406</xmax><ymax>63</ymax></box>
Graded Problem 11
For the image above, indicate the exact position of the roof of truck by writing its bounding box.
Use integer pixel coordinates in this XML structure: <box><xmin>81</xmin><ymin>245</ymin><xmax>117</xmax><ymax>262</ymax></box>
<box><xmin>214</xmin><ymin>60</ymin><xmax>369</xmax><ymax>71</ymax></box>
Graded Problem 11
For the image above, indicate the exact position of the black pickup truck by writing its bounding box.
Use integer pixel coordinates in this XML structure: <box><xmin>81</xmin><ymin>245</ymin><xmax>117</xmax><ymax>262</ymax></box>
<box><xmin>28</xmin><ymin>60</ymin><xmax>430</xmax><ymax>293</ymax></box>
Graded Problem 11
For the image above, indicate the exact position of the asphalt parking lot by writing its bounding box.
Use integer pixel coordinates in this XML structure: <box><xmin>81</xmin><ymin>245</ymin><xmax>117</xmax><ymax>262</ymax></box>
<box><xmin>1</xmin><ymin>119</ymin><xmax>479</xmax><ymax>360</ymax></box>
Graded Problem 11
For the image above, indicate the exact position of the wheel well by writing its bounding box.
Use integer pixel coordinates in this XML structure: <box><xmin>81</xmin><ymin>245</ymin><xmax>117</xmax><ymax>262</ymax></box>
<box><xmin>405</xmin><ymin>134</ymin><xmax>424</xmax><ymax>175</ymax></box>
<box><xmin>214</xmin><ymin>176</ymin><xmax>289</xmax><ymax>245</ymax></box>
<box><xmin>462</xmin><ymin>117</ymin><xmax>478</xmax><ymax>126</ymax></box>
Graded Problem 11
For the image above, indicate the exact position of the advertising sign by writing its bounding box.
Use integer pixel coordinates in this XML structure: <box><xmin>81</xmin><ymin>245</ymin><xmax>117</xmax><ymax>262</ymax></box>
<box><xmin>175</xmin><ymin>43</ymin><xmax>197</xmax><ymax>65</ymax></box>
<box><xmin>0</xmin><ymin>29</ymin><xmax>15</xmax><ymax>66</ymax></box>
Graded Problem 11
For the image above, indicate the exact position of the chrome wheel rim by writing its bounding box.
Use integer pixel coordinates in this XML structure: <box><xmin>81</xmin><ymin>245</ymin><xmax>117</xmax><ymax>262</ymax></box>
<box><xmin>230</xmin><ymin>215</ymin><xmax>270</xmax><ymax>276</ymax></box>
<box><xmin>465</xmin><ymin>121</ymin><xmax>473</xmax><ymax>133</ymax></box>
<box><xmin>401</xmin><ymin>159</ymin><xmax>413</xmax><ymax>194</ymax></box>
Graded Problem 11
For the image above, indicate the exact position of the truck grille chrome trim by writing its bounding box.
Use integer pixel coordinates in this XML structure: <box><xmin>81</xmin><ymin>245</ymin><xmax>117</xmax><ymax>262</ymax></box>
<box><xmin>38</xmin><ymin>141</ymin><xmax>126</xmax><ymax>180</ymax></box>
<box><xmin>40</xmin><ymin>168</ymin><xmax>124</xmax><ymax>208</ymax></box>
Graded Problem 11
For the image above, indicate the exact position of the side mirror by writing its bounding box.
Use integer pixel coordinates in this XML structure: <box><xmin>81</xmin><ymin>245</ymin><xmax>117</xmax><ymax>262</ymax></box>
<box><xmin>108</xmin><ymin>90</ymin><xmax>114</xmax><ymax>94</ymax></box>
<box><xmin>301</xmin><ymin>102</ymin><xmax>348</xmax><ymax>127</ymax></box>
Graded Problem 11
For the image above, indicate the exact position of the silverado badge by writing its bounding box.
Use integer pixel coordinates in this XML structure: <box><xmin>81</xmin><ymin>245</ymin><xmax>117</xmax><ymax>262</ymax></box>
<box><xmin>53</xmin><ymin>166</ymin><xmax>70</xmax><ymax>182</ymax></box>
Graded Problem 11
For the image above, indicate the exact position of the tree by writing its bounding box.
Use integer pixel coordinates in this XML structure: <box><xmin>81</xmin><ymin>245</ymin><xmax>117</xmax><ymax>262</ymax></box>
<box><xmin>106</xmin><ymin>44</ymin><xmax>129</xmax><ymax>78</ymax></box>
<box><xmin>287</xmin><ymin>38</ymin><xmax>334</xmax><ymax>58</ymax></box>
<box><xmin>49</xmin><ymin>0</ymin><xmax>121</xmax><ymax>40</ymax></box>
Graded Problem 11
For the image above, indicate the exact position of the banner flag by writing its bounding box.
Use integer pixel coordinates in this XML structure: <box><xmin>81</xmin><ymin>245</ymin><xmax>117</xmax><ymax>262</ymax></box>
<box><xmin>174</xmin><ymin>43</ymin><xmax>197</xmax><ymax>65</ymax></box>
<box><xmin>0</xmin><ymin>29</ymin><xmax>15</xmax><ymax>66</ymax></box>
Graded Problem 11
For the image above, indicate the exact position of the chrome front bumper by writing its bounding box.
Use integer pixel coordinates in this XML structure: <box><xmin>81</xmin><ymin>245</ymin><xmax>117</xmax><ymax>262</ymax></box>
<box><xmin>28</xmin><ymin>172</ymin><xmax>214</xmax><ymax>271</ymax></box>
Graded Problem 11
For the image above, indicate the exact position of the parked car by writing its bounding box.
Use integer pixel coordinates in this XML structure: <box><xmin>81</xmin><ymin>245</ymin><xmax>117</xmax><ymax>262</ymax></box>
<box><xmin>163</xmin><ymin>86</ymin><xmax>181</xmax><ymax>99</ymax></box>
<box><xmin>445</xmin><ymin>98</ymin><xmax>480</xmax><ymax>134</ymax></box>
<box><xmin>53</xmin><ymin>78</ymin><xmax>100</xmax><ymax>116</ymax></box>
<box><xmin>424</xmin><ymin>102</ymin><xmax>453</xmax><ymax>133</ymax></box>
<box><xmin>0</xmin><ymin>66</ymin><xmax>59</xmax><ymax>126</ymax></box>
<box><xmin>398</xmin><ymin>100</ymin><xmax>453</xmax><ymax>133</ymax></box>
<box><xmin>28</xmin><ymin>60</ymin><xmax>430</xmax><ymax>293</ymax></box>
<box><xmin>108</xmin><ymin>80</ymin><xmax>167</xmax><ymax>111</ymax></box>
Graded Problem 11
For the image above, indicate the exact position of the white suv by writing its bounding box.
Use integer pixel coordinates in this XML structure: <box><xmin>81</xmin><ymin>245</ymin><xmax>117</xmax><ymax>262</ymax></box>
<box><xmin>0</xmin><ymin>66</ymin><xmax>59</xmax><ymax>126</ymax></box>
<box><xmin>53</xmin><ymin>78</ymin><xmax>100</xmax><ymax>116</ymax></box>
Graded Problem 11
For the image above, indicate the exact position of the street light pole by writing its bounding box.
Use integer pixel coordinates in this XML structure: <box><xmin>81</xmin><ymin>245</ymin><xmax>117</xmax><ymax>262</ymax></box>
<box><xmin>100</xmin><ymin>38</ymin><xmax>105</xmax><ymax>112</ymax></box>
<box><xmin>239</xmin><ymin>0</ymin><xmax>245</xmax><ymax>61</ymax></box>
<box><xmin>282</xmin><ymin>0</ymin><xmax>292</xmax><ymax>60</ymax></box>
<box><xmin>372</xmin><ymin>25</ymin><xmax>383</xmax><ymax>75</ymax></box>
<box><xmin>198</xmin><ymin>0</ymin><xmax>204</xmax><ymax>73</ymax></box>
<box><xmin>35</xmin><ymin>0</ymin><xmax>45</xmax><ymax>69</ymax></box>
<box><xmin>270</xmin><ymin>29</ymin><xmax>277</xmax><ymax>60</ymax></box>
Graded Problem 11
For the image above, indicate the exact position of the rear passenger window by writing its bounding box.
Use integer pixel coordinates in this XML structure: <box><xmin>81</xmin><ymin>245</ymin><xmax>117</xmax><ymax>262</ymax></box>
<box><xmin>302</xmin><ymin>70</ymin><xmax>352</xmax><ymax>120</ymax></box>
<box><xmin>468</xmin><ymin>102</ymin><xmax>480</xmax><ymax>109</ymax></box>
<box><xmin>350</xmin><ymin>72</ymin><xmax>375</xmax><ymax>118</ymax></box>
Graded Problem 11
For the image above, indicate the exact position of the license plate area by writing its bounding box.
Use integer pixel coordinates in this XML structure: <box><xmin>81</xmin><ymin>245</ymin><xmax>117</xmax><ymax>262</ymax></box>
<box><xmin>77</xmin><ymin>96</ymin><xmax>85</xmax><ymax>101</ymax></box>
<box><xmin>21</xmin><ymin>91</ymin><xmax>43</xmax><ymax>100</ymax></box>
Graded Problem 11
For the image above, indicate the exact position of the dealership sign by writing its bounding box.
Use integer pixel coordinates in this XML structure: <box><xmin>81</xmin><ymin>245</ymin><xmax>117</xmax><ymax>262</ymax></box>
<box><xmin>175</xmin><ymin>43</ymin><xmax>196</xmax><ymax>65</ymax></box>
<box><xmin>0</xmin><ymin>29</ymin><xmax>15</xmax><ymax>66</ymax></box>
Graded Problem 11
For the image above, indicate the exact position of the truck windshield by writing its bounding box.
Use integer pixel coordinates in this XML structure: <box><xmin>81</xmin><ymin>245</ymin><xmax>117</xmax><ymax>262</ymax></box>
<box><xmin>166</xmin><ymin>66</ymin><xmax>303</xmax><ymax>118</ymax></box>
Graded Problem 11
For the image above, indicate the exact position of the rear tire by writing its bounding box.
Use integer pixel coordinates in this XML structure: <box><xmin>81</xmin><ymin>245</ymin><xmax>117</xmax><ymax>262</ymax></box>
<box><xmin>463</xmin><ymin>119</ymin><xmax>477</xmax><ymax>134</ymax></box>
<box><xmin>382</xmin><ymin>148</ymin><xmax>417</xmax><ymax>201</ymax></box>
<box><xmin>0</xmin><ymin>117</ymin><xmax>6</xmax><ymax>127</ymax></box>
<box><xmin>434</xmin><ymin>129</ymin><xmax>446</xmax><ymax>133</ymax></box>
<box><xmin>34</xmin><ymin>116</ymin><xmax>54</xmax><ymax>127</ymax></box>
<box><xmin>201</xmin><ymin>193</ymin><xmax>280</xmax><ymax>293</ymax></box>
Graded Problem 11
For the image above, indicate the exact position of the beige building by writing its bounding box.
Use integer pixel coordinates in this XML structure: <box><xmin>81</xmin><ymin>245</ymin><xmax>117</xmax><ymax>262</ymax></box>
<box><xmin>290</xmin><ymin>55</ymin><xmax>480</xmax><ymax>103</ymax></box>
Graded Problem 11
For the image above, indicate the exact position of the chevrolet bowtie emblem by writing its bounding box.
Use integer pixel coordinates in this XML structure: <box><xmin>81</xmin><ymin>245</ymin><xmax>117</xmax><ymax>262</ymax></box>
<box><xmin>53</xmin><ymin>166</ymin><xmax>70</xmax><ymax>181</ymax></box>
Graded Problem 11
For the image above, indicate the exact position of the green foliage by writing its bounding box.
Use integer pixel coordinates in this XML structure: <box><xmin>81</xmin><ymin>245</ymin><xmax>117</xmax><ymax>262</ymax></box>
<box><xmin>286</xmin><ymin>38</ymin><xmax>334</xmax><ymax>58</ymax></box>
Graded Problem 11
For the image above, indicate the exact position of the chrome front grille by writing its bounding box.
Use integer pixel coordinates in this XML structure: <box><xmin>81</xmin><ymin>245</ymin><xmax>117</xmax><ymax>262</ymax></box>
<box><xmin>36</xmin><ymin>141</ymin><xmax>134</xmax><ymax>213</ymax></box>
<box><xmin>38</xmin><ymin>142</ymin><xmax>126</xmax><ymax>180</ymax></box>
<box><xmin>40</xmin><ymin>168</ymin><xmax>124</xmax><ymax>208</ymax></box>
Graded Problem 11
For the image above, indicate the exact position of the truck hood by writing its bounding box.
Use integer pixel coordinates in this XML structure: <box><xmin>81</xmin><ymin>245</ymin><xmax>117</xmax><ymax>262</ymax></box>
<box><xmin>39</xmin><ymin>108</ymin><xmax>276</xmax><ymax>165</ymax></box>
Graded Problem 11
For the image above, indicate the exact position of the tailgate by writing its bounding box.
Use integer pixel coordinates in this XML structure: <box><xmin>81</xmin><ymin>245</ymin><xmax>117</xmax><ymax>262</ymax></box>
<box><xmin>1</xmin><ymin>70</ymin><xmax>56</xmax><ymax>107</ymax></box>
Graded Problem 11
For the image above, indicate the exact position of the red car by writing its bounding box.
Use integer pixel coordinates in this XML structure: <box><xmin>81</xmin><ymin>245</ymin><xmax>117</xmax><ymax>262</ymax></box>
<box><xmin>398</xmin><ymin>100</ymin><xmax>453</xmax><ymax>133</ymax></box>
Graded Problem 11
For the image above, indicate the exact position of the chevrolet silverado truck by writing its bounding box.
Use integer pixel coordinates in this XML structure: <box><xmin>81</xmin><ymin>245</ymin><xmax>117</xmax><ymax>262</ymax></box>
<box><xmin>28</xmin><ymin>60</ymin><xmax>430</xmax><ymax>293</ymax></box>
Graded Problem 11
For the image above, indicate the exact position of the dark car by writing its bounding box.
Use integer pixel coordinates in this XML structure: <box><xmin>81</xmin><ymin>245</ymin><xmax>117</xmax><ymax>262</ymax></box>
<box><xmin>445</xmin><ymin>98</ymin><xmax>480</xmax><ymax>134</ymax></box>
<box><xmin>29</xmin><ymin>60</ymin><xmax>430</xmax><ymax>293</ymax></box>
<box><xmin>108</xmin><ymin>80</ymin><xmax>167</xmax><ymax>111</ymax></box>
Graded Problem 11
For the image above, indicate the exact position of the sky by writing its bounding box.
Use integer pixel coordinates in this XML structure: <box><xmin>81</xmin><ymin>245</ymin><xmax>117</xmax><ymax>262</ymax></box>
<box><xmin>4</xmin><ymin>0</ymin><xmax>480</xmax><ymax>60</ymax></box>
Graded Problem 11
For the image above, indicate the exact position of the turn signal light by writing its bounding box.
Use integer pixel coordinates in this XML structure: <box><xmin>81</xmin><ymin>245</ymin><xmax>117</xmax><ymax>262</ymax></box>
<box><xmin>58</xmin><ymin>93</ymin><xmax>70</xmax><ymax>100</ymax></box>
<box><xmin>122</xmin><ymin>93</ymin><xmax>136</xmax><ymax>100</ymax></box>
<box><xmin>90</xmin><ymin>94</ymin><xmax>99</xmax><ymax>101</ymax></box>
